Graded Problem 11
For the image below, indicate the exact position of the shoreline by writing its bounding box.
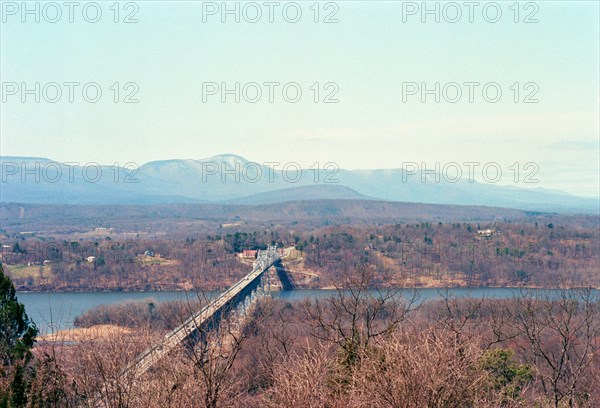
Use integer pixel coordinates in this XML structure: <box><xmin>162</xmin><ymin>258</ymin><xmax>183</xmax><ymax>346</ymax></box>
<box><xmin>17</xmin><ymin>285</ymin><xmax>600</xmax><ymax>294</ymax></box>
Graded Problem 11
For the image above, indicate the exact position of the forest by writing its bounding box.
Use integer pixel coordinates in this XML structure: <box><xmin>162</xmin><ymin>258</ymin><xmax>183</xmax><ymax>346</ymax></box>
<box><xmin>2</xmin><ymin>218</ymin><xmax>598</xmax><ymax>291</ymax></box>
<box><xmin>1</xmin><ymin>265</ymin><xmax>599</xmax><ymax>407</ymax></box>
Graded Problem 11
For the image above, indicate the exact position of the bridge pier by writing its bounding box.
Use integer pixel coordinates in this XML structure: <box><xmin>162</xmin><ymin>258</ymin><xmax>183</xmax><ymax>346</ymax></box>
<box><xmin>237</xmin><ymin>300</ymin><xmax>246</xmax><ymax>318</ymax></box>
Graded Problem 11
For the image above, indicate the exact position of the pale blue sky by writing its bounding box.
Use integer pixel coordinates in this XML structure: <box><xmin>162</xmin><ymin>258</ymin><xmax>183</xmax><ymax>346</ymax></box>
<box><xmin>1</xmin><ymin>1</ymin><xmax>598</xmax><ymax>196</ymax></box>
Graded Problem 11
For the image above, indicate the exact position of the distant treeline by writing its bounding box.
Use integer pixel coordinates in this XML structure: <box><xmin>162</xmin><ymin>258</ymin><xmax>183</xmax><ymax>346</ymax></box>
<box><xmin>2</xmin><ymin>217</ymin><xmax>599</xmax><ymax>291</ymax></box>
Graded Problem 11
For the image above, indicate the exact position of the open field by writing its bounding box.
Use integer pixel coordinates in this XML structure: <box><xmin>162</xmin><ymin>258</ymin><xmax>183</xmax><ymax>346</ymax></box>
<box><xmin>3</xmin><ymin>264</ymin><xmax>53</xmax><ymax>280</ymax></box>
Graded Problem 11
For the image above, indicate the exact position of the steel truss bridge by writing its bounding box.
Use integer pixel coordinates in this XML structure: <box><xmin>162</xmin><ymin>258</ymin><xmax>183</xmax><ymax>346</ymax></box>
<box><xmin>125</xmin><ymin>245</ymin><xmax>281</xmax><ymax>378</ymax></box>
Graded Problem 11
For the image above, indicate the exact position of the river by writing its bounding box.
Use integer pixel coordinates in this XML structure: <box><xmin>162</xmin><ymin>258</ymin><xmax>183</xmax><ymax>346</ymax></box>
<box><xmin>17</xmin><ymin>288</ymin><xmax>598</xmax><ymax>334</ymax></box>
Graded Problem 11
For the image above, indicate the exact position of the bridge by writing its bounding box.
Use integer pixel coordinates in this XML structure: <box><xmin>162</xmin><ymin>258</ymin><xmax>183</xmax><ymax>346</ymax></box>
<box><xmin>124</xmin><ymin>245</ymin><xmax>281</xmax><ymax>379</ymax></box>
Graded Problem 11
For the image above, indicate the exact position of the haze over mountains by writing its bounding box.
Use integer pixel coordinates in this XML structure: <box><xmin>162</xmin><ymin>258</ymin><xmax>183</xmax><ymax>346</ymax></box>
<box><xmin>0</xmin><ymin>154</ymin><xmax>597</xmax><ymax>213</ymax></box>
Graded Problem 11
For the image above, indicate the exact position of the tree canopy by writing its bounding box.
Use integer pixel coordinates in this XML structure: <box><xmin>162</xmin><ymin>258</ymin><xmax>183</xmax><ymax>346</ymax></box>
<box><xmin>1</xmin><ymin>264</ymin><xmax>37</xmax><ymax>366</ymax></box>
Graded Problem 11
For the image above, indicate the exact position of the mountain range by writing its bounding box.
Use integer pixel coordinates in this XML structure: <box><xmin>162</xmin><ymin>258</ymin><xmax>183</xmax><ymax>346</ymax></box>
<box><xmin>0</xmin><ymin>154</ymin><xmax>597</xmax><ymax>213</ymax></box>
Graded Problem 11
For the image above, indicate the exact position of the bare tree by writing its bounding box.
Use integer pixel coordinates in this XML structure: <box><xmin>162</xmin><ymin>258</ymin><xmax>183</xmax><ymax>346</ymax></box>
<box><xmin>71</xmin><ymin>328</ymin><xmax>153</xmax><ymax>408</ymax></box>
<box><xmin>241</xmin><ymin>299</ymin><xmax>303</xmax><ymax>393</ymax></box>
<box><xmin>304</xmin><ymin>265</ymin><xmax>418</xmax><ymax>377</ymax></box>
<box><xmin>265</xmin><ymin>324</ymin><xmax>531</xmax><ymax>408</ymax></box>
<box><xmin>427</xmin><ymin>292</ymin><xmax>520</xmax><ymax>354</ymax></box>
<box><xmin>511</xmin><ymin>289</ymin><xmax>600</xmax><ymax>407</ymax></box>
<box><xmin>168</xmin><ymin>291</ymin><xmax>253</xmax><ymax>408</ymax></box>
<box><xmin>262</xmin><ymin>342</ymin><xmax>342</xmax><ymax>408</ymax></box>
<box><xmin>354</xmin><ymin>326</ymin><xmax>495</xmax><ymax>408</ymax></box>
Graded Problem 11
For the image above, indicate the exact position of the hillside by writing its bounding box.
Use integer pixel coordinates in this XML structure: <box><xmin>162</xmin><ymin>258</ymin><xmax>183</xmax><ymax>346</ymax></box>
<box><xmin>1</xmin><ymin>155</ymin><xmax>597</xmax><ymax>213</ymax></box>
<box><xmin>225</xmin><ymin>185</ymin><xmax>372</xmax><ymax>205</ymax></box>
<box><xmin>2</xmin><ymin>200</ymin><xmax>592</xmax><ymax>238</ymax></box>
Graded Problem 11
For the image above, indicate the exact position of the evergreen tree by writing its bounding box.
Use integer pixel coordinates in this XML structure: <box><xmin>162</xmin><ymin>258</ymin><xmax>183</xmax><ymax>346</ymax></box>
<box><xmin>1</xmin><ymin>264</ymin><xmax>38</xmax><ymax>408</ymax></box>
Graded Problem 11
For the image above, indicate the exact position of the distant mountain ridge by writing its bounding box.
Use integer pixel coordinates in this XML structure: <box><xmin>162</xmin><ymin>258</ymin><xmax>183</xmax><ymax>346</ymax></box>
<box><xmin>224</xmin><ymin>185</ymin><xmax>371</xmax><ymax>205</ymax></box>
<box><xmin>0</xmin><ymin>200</ymin><xmax>536</xmax><ymax>226</ymax></box>
<box><xmin>0</xmin><ymin>154</ymin><xmax>597</xmax><ymax>213</ymax></box>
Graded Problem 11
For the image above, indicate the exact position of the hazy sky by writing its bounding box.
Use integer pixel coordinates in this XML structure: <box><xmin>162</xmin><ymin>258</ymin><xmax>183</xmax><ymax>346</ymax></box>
<box><xmin>1</xmin><ymin>1</ymin><xmax>599</xmax><ymax>196</ymax></box>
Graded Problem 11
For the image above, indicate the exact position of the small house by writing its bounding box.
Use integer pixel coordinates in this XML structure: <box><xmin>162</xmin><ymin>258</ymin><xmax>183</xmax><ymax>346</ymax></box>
<box><xmin>242</xmin><ymin>250</ymin><xmax>258</xmax><ymax>258</ymax></box>
<box><xmin>477</xmin><ymin>229</ymin><xmax>494</xmax><ymax>238</ymax></box>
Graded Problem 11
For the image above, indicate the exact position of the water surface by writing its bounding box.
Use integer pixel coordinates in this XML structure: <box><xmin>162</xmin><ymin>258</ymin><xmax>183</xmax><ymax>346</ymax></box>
<box><xmin>18</xmin><ymin>288</ymin><xmax>597</xmax><ymax>334</ymax></box>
